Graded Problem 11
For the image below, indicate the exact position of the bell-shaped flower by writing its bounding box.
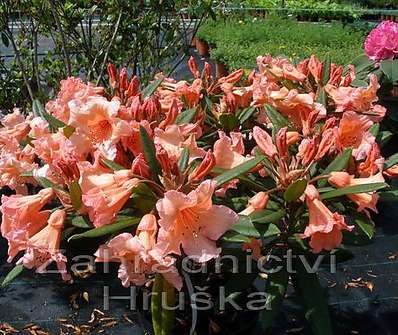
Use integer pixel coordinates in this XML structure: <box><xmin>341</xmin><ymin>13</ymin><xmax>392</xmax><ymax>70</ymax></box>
<box><xmin>1</xmin><ymin>188</ymin><xmax>54</xmax><ymax>261</ymax></box>
<box><xmin>17</xmin><ymin>209</ymin><xmax>71</xmax><ymax>281</ymax></box>
<box><xmin>155</xmin><ymin>180</ymin><xmax>239</xmax><ymax>263</ymax></box>
<box><xmin>328</xmin><ymin>172</ymin><xmax>384</xmax><ymax>212</ymax></box>
<box><xmin>302</xmin><ymin>185</ymin><xmax>353</xmax><ymax>253</ymax></box>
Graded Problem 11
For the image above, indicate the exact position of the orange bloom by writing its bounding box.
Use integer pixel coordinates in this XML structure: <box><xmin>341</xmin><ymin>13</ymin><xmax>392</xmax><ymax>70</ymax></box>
<box><xmin>302</xmin><ymin>185</ymin><xmax>353</xmax><ymax>253</ymax></box>
<box><xmin>18</xmin><ymin>209</ymin><xmax>71</xmax><ymax>281</ymax></box>
<box><xmin>1</xmin><ymin>188</ymin><xmax>54</xmax><ymax>261</ymax></box>
<box><xmin>336</xmin><ymin>111</ymin><xmax>375</xmax><ymax>160</ymax></box>
<box><xmin>328</xmin><ymin>172</ymin><xmax>384</xmax><ymax>212</ymax></box>
<box><xmin>214</xmin><ymin>131</ymin><xmax>250</xmax><ymax>169</ymax></box>
<box><xmin>82</xmin><ymin>173</ymin><xmax>140</xmax><ymax>227</ymax></box>
<box><xmin>240</xmin><ymin>192</ymin><xmax>269</xmax><ymax>216</ymax></box>
<box><xmin>95</xmin><ymin>214</ymin><xmax>182</xmax><ymax>289</ymax></box>
<box><xmin>155</xmin><ymin>180</ymin><xmax>239</xmax><ymax>262</ymax></box>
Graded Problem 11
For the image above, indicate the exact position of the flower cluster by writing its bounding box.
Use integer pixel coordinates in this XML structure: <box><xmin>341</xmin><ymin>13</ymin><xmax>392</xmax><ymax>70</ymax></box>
<box><xmin>365</xmin><ymin>21</ymin><xmax>398</xmax><ymax>61</ymax></box>
<box><xmin>0</xmin><ymin>54</ymin><xmax>395</xmax><ymax>291</ymax></box>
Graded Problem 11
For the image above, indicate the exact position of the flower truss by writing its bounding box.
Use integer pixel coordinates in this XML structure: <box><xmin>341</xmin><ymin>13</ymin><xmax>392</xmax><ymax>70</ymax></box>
<box><xmin>0</xmin><ymin>54</ymin><xmax>397</xmax><ymax>334</ymax></box>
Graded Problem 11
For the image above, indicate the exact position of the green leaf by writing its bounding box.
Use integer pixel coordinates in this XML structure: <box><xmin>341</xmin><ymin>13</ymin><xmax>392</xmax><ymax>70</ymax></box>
<box><xmin>71</xmin><ymin>216</ymin><xmax>92</xmax><ymax>229</ymax></box>
<box><xmin>349</xmin><ymin>53</ymin><xmax>374</xmax><ymax>73</ymax></box>
<box><xmin>214</xmin><ymin>155</ymin><xmax>265</xmax><ymax>188</ymax></box>
<box><xmin>238</xmin><ymin>106</ymin><xmax>256</xmax><ymax>124</ymax></box>
<box><xmin>139</xmin><ymin>126</ymin><xmax>162</xmax><ymax>183</ymax></box>
<box><xmin>175</xmin><ymin>107</ymin><xmax>197</xmax><ymax>125</ymax></box>
<box><xmin>380</xmin><ymin>59</ymin><xmax>398</xmax><ymax>83</ymax></box>
<box><xmin>151</xmin><ymin>274</ymin><xmax>176</xmax><ymax>335</ymax></box>
<box><xmin>259</xmin><ymin>266</ymin><xmax>289</xmax><ymax>332</ymax></box>
<box><xmin>379</xmin><ymin>188</ymin><xmax>398</xmax><ymax>202</ymax></box>
<box><xmin>316</xmin><ymin>87</ymin><xmax>326</xmax><ymax>106</ymax></box>
<box><xmin>32</xmin><ymin>99</ymin><xmax>66</xmax><ymax>132</ymax></box>
<box><xmin>318</xmin><ymin>148</ymin><xmax>352</xmax><ymax>187</ymax></box>
<box><xmin>1</xmin><ymin>265</ymin><xmax>24</xmax><ymax>288</ymax></box>
<box><xmin>384</xmin><ymin>152</ymin><xmax>398</xmax><ymax>169</ymax></box>
<box><xmin>177</xmin><ymin>147</ymin><xmax>189</xmax><ymax>172</ymax></box>
<box><xmin>284</xmin><ymin>178</ymin><xmax>307</xmax><ymax>202</ymax></box>
<box><xmin>222</xmin><ymin>231</ymin><xmax>251</xmax><ymax>243</ymax></box>
<box><xmin>69</xmin><ymin>181</ymin><xmax>82</xmax><ymax>210</ymax></box>
<box><xmin>219</xmin><ymin>113</ymin><xmax>239</xmax><ymax>132</ymax></box>
<box><xmin>68</xmin><ymin>217</ymin><xmax>140</xmax><ymax>241</ymax></box>
<box><xmin>321</xmin><ymin>53</ymin><xmax>331</xmax><ymax>86</ymax></box>
<box><xmin>350</xmin><ymin>79</ymin><xmax>369</xmax><ymax>87</ymax></box>
<box><xmin>354</xmin><ymin>212</ymin><xmax>375</xmax><ymax>240</ymax></box>
<box><xmin>320</xmin><ymin>182</ymin><xmax>388</xmax><ymax>200</ymax></box>
<box><xmin>369</xmin><ymin>123</ymin><xmax>380</xmax><ymax>136</ymax></box>
<box><xmin>292</xmin><ymin>258</ymin><xmax>333</xmax><ymax>335</ymax></box>
<box><xmin>101</xmin><ymin>158</ymin><xmax>125</xmax><ymax>171</ymax></box>
<box><xmin>35</xmin><ymin>176</ymin><xmax>64</xmax><ymax>191</ymax></box>
<box><xmin>265</xmin><ymin>104</ymin><xmax>292</xmax><ymax>133</ymax></box>
<box><xmin>251</xmin><ymin>209</ymin><xmax>286</xmax><ymax>225</ymax></box>
<box><xmin>231</xmin><ymin>215</ymin><xmax>260</xmax><ymax>238</ymax></box>
<box><xmin>377</xmin><ymin>130</ymin><xmax>393</xmax><ymax>148</ymax></box>
<box><xmin>142</xmin><ymin>78</ymin><xmax>163</xmax><ymax>98</ymax></box>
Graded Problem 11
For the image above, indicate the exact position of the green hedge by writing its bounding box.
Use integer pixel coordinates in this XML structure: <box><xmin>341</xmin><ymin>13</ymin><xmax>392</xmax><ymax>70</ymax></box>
<box><xmin>196</xmin><ymin>16</ymin><xmax>365</xmax><ymax>69</ymax></box>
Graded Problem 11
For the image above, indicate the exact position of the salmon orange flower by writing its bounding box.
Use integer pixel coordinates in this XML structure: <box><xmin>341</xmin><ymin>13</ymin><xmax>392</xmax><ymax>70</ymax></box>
<box><xmin>155</xmin><ymin>180</ymin><xmax>239</xmax><ymax>262</ymax></box>
<box><xmin>1</xmin><ymin>188</ymin><xmax>54</xmax><ymax>261</ymax></box>
<box><xmin>302</xmin><ymin>185</ymin><xmax>353</xmax><ymax>253</ymax></box>
<box><xmin>18</xmin><ymin>209</ymin><xmax>70</xmax><ymax>281</ymax></box>
<box><xmin>328</xmin><ymin>172</ymin><xmax>384</xmax><ymax>212</ymax></box>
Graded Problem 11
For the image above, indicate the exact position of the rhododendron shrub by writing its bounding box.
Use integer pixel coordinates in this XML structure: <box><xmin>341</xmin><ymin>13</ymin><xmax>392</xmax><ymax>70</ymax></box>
<box><xmin>1</xmin><ymin>54</ymin><xmax>397</xmax><ymax>335</ymax></box>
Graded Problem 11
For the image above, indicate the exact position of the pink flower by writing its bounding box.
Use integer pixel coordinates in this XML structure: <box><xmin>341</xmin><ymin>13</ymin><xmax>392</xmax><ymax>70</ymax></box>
<box><xmin>335</xmin><ymin>111</ymin><xmax>375</xmax><ymax>160</ymax></box>
<box><xmin>253</xmin><ymin>126</ymin><xmax>277</xmax><ymax>158</ymax></box>
<box><xmin>1</xmin><ymin>188</ymin><xmax>54</xmax><ymax>261</ymax></box>
<box><xmin>0</xmin><ymin>109</ymin><xmax>31</xmax><ymax>142</ymax></box>
<box><xmin>257</xmin><ymin>55</ymin><xmax>306</xmax><ymax>82</ymax></box>
<box><xmin>328</xmin><ymin>172</ymin><xmax>384</xmax><ymax>212</ymax></box>
<box><xmin>46</xmin><ymin>77</ymin><xmax>103</xmax><ymax>123</ymax></box>
<box><xmin>155</xmin><ymin>180</ymin><xmax>239</xmax><ymax>262</ymax></box>
<box><xmin>365</xmin><ymin>21</ymin><xmax>398</xmax><ymax>61</ymax></box>
<box><xmin>302</xmin><ymin>185</ymin><xmax>353</xmax><ymax>253</ymax></box>
<box><xmin>326</xmin><ymin>74</ymin><xmax>386</xmax><ymax>122</ymax></box>
<box><xmin>240</xmin><ymin>192</ymin><xmax>269</xmax><ymax>215</ymax></box>
<box><xmin>17</xmin><ymin>209</ymin><xmax>71</xmax><ymax>281</ymax></box>
<box><xmin>82</xmin><ymin>173</ymin><xmax>140</xmax><ymax>227</ymax></box>
<box><xmin>95</xmin><ymin>214</ymin><xmax>182</xmax><ymax>289</ymax></box>
<box><xmin>213</xmin><ymin>131</ymin><xmax>250</xmax><ymax>169</ymax></box>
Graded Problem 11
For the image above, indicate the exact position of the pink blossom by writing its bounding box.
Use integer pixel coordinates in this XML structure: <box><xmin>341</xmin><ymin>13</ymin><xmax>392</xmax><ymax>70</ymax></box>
<box><xmin>155</xmin><ymin>180</ymin><xmax>239</xmax><ymax>262</ymax></box>
<box><xmin>365</xmin><ymin>21</ymin><xmax>398</xmax><ymax>61</ymax></box>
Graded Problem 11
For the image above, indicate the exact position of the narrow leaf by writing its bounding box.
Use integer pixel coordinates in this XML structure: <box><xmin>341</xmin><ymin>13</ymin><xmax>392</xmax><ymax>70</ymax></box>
<box><xmin>69</xmin><ymin>181</ymin><xmax>82</xmax><ymax>210</ymax></box>
<box><xmin>379</xmin><ymin>188</ymin><xmax>398</xmax><ymax>202</ymax></box>
<box><xmin>101</xmin><ymin>158</ymin><xmax>125</xmax><ymax>171</ymax></box>
<box><xmin>238</xmin><ymin>106</ymin><xmax>256</xmax><ymax>124</ymax></box>
<box><xmin>142</xmin><ymin>78</ymin><xmax>163</xmax><ymax>98</ymax></box>
<box><xmin>318</xmin><ymin>148</ymin><xmax>352</xmax><ymax>187</ymax></box>
<box><xmin>175</xmin><ymin>107</ymin><xmax>197</xmax><ymax>125</ymax></box>
<box><xmin>380</xmin><ymin>59</ymin><xmax>398</xmax><ymax>83</ymax></box>
<box><xmin>214</xmin><ymin>155</ymin><xmax>265</xmax><ymax>187</ymax></box>
<box><xmin>219</xmin><ymin>113</ymin><xmax>239</xmax><ymax>132</ymax></box>
<box><xmin>1</xmin><ymin>265</ymin><xmax>24</xmax><ymax>288</ymax></box>
<box><xmin>230</xmin><ymin>215</ymin><xmax>260</xmax><ymax>238</ymax></box>
<box><xmin>354</xmin><ymin>212</ymin><xmax>375</xmax><ymax>240</ymax></box>
<box><xmin>321</xmin><ymin>53</ymin><xmax>331</xmax><ymax>86</ymax></box>
<box><xmin>68</xmin><ymin>217</ymin><xmax>140</xmax><ymax>241</ymax></box>
<box><xmin>139</xmin><ymin>126</ymin><xmax>162</xmax><ymax>182</ymax></box>
<box><xmin>35</xmin><ymin>176</ymin><xmax>64</xmax><ymax>191</ymax></box>
<box><xmin>384</xmin><ymin>152</ymin><xmax>398</xmax><ymax>169</ymax></box>
<box><xmin>33</xmin><ymin>99</ymin><xmax>66</xmax><ymax>132</ymax></box>
<box><xmin>284</xmin><ymin>178</ymin><xmax>307</xmax><ymax>202</ymax></box>
<box><xmin>178</xmin><ymin>147</ymin><xmax>190</xmax><ymax>172</ymax></box>
<box><xmin>71</xmin><ymin>216</ymin><xmax>92</xmax><ymax>229</ymax></box>
<box><xmin>320</xmin><ymin>182</ymin><xmax>388</xmax><ymax>200</ymax></box>
<box><xmin>265</xmin><ymin>104</ymin><xmax>292</xmax><ymax>133</ymax></box>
